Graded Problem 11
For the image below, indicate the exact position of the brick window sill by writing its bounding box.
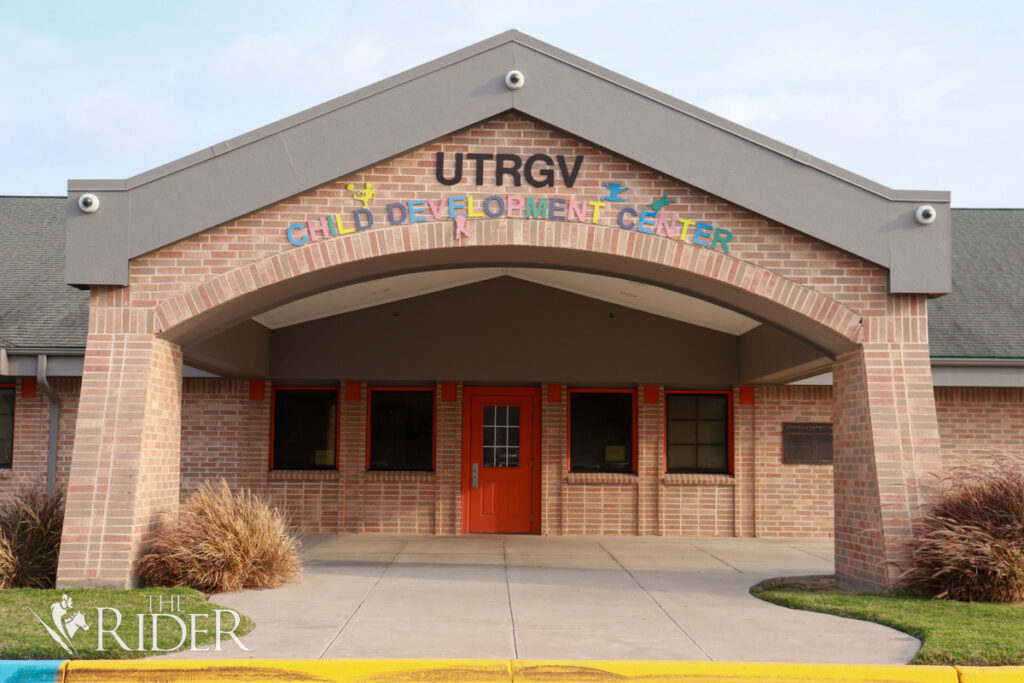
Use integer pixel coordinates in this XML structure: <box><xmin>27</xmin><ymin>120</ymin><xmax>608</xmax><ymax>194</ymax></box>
<box><xmin>365</xmin><ymin>470</ymin><xmax>436</xmax><ymax>482</ymax></box>
<box><xmin>565</xmin><ymin>472</ymin><xmax>638</xmax><ymax>486</ymax></box>
<box><xmin>268</xmin><ymin>469</ymin><xmax>340</xmax><ymax>481</ymax></box>
<box><xmin>661</xmin><ymin>473</ymin><xmax>735</xmax><ymax>487</ymax></box>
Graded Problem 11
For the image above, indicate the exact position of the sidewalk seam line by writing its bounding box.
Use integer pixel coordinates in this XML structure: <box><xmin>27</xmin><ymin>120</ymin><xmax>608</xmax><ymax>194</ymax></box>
<box><xmin>599</xmin><ymin>542</ymin><xmax>713</xmax><ymax>661</ymax></box>
<box><xmin>317</xmin><ymin>540</ymin><xmax>408</xmax><ymax>658</ymax></box>
<box><xmin>503</xmin><ymin>539</ymin><xmax>520</xmax><ymax>659</ymax></box>
<box><xmin>691</xmin><ymin>544</ymin><xmax>744</xmax><ymax>573</ymax></box>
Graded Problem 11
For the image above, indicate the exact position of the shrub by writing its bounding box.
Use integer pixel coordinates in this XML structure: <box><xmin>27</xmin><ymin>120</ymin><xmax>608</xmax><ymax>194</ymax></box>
<box><xmin>0</xmin><ymin>484</ymin><xmax>65</xmax><ymax>589</ymax></box>
<box><xmin>902</xmin><ymin>454</ymin><xmax>1024</xmax><ymax>603</ymax></box>
<box><xmin>138</xmin><ymin>481</ymin><xmax>301</xmax><ymax>593</ymax></box>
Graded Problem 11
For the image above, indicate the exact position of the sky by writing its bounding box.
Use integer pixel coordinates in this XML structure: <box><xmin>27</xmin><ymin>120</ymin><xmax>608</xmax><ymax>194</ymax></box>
<box><xmin>1</xmin><ymin>1</ymin><xmax>1021</xmax><ymax>206</ymax></box>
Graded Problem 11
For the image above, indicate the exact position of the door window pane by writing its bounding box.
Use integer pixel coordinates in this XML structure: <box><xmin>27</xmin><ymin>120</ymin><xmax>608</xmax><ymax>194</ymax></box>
<box><xmin>483</xmin><ymin>405</ymin><xmax>519</xmax><ymax>468</ymax></box>
<box><xmin>569</xmin><ymin>391</ymin><xmax>634</xmax><ymax>473</ymax></box>
<box><xmin>369</xmin><ymin>389</ymin><xmax>434</xmax><ymax>471</ymax></box>
<box><xmin>273</xmin><ymin>388</ymin><xmax>338</xmax><ymax>470</ymax></box>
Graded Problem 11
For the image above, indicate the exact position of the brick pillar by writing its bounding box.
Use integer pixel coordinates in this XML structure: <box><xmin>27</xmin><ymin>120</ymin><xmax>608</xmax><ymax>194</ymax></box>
<box><xmin>637</xmin><ymin>386</ymin><xmax>662</xmax><ymax>536</ymax></box>
<box><xmin>732</xmin><ymin>386</ymin><xmax>756</xmax><ymax>537</ymax></box>
<box><xmin>434</xmin><ymin>382</ymin><xmax>462</xmax><ymax>534</ymax></box>
<box><xmin>56</xmin><ymin>294</ymin><xmax>182</xmax><ymax>588</ymax></box>
<box><xmin>341</xmin><ymin>382</ymin><xmax>366</xmax><ymax>533</ymax></box>
<box><xmin>833</xmin><ymin>296</ymin><xmax>942</xmax><ymax>590</ymax></box>
<box><xmin>541</xmin><ymin>384</ymin><xmax>566</xmax><ymax>535</ymax></box>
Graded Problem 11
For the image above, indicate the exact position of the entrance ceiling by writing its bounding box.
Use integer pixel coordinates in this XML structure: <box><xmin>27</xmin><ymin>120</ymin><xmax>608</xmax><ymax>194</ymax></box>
<box><xmin>251</xmin><ymin>267</ymin><xmax>761</xmax><ymax>336</ymax></box>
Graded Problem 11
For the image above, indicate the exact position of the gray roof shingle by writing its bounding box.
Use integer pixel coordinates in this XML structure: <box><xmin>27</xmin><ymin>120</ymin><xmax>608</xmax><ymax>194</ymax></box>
<box><xmin>928</xmin><ymin>209</ymin><xmax>1024</xmax><ymax>359</ymax></box>
<box><xmin>0</xmin><ymin>196</ymin><xmax>89</xmax><ymax>348</ymax></box>
<box><xmin>0</xmin><ymin>199</ymin><xmax>1020</xmax><ymax>360</ymax></box>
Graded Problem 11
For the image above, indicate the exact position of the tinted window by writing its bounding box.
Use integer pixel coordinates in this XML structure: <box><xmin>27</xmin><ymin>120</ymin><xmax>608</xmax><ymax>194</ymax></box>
<box><xmin>570</xmin><ymin>392</ymin><xmax>634</xmax><ymax>473</ymax></box>
<box><xmin>272</xmin><ymin>389</ymin><xmax>338</xmax><ymax>469</ymax></box>
<box><xmin>0</xmin><ymin>387</ymin><xmax>12</xmax><ymax>468</ymax></box>
<box><xmin>666</xmin><ymin>393</ymin><xmax>730</xmax><ymax>473</ymax></box>
<box><xmin>369</xmin><ymin>390</ymin><xmax>434</xmax><ymax>471</ymax></box>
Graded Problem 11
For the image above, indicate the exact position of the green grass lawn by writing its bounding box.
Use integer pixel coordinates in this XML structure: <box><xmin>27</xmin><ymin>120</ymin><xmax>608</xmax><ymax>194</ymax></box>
<box><xmin>751</xmin><ymin>576</ymin><xmax>1024</xmax><ymax>666</ymax></box>
<box><xmin>0</xmin><ymin>587</ymin><xmax>254</xmax><ymax>659</ymax></box>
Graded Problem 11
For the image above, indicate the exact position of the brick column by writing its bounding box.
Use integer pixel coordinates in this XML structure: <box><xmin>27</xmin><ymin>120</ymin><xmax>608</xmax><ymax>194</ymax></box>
<box><xmin>541</xmin><ymin>384</ymin><xmax>566</xmax><ymax>535</ymax></box>
<box><xmin>637</xmin><ymin>386</ymin><xmax>662</xmax><ymax>536</ymax></box>
<box><xmin>434</xmin><ymin>382</ymin><xmax>462</xmax><ymax>534</ymax></box>
<box><xmin>833</xmin><ymin>296</ymin><xmax>942</xmax><ymax>590</ymax></box>
<box><xmin>57</xmin><ymin>288</ymin><xmax>182</xmax><ymax>588</ymax></box>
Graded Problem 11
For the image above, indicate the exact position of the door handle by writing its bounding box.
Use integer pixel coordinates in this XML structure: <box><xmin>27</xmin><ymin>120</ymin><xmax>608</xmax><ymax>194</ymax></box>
<box><xmin>472</xmin><ymin>463</ymin><xmax>479</xmax><ymax>489</ymax></box>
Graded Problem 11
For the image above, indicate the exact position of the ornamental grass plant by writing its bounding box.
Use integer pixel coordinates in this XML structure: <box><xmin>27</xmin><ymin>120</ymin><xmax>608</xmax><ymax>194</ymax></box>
<box><xmin>138</xmin><ymin>481</ymin><xmax>301</xmax><ymax>593</ymax></box>
<box><xmin>902</xmin><ymin>453</ymin><xmax>1024</xmax><ymax>603</ymax></box>
<box><xmin>0</xmin><ymin>484</ymin><xmax>65</xmax><ymax>589</ymax></box>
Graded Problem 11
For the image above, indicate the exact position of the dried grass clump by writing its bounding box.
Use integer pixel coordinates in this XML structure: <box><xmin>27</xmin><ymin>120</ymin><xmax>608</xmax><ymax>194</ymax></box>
<box><xmin>0</xmin><ymin>484</ymin><xmax>65</xmax><ymax>589</ymax></box>
<box><xmin>139</xmin><ymin>481</ymin><xmax>301</xmax><ymax>593</ymax></box>
<box><xmin>902</xmin><ymin>454</ymin><xmax>1024</xmax><ymax>603</ymax></box>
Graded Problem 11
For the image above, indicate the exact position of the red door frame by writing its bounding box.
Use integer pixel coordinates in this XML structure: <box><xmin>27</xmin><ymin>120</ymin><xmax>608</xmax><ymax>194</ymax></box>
<box><xmin>461</xmin><ymin>386</ymin><xmax>542</xmax><ymax>534</ymax></box>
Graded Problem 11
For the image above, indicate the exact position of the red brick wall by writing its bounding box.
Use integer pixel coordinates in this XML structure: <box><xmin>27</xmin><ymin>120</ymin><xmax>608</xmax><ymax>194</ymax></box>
<box><xmin>754</xmin><ymin>385</ymin><xmax>835</xmax><ymax>537</ymax></box>
<box><xmin>935</xmin><ymin>387</ymin><xmax>1024</xmax><ymax>467</ymax></box>
<box><xmin>0</xmin><ymin>377</ymin><xmax>80</xmax><ymax>494</ymax></box>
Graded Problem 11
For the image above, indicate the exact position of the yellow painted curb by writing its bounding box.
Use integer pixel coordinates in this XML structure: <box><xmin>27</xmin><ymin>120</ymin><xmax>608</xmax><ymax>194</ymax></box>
<box><xmin>956</xmin><ymin>666</ymin><xmax>1024</xmax><ymax>683</ymax></box>
<box><xmin>56</xmin><ymin>658</ymin><xmax>971</xmax><ymax>683</ymax></box>
<box><xmin>513</xmin><ymin>660</ymin><xmax>957</xmax><ymax>683</ymax></box>
<box><xmin>62</xmin><ymin>658</ymin><xmax>513</xmax><ymax>682</ymax></box>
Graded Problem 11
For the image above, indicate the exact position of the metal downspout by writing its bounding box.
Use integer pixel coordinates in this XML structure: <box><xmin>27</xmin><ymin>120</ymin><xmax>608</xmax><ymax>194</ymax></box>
<box><xmin>36</xmin><ymin>354</ymin><xmax>60</xmax><ymax>496</ymax></box>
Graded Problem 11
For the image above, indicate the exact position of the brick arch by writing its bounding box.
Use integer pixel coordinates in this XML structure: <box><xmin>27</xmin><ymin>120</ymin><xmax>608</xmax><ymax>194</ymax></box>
<box><xmin>152</xmin><ymin>218</ymin><xmax>863</xmax><ymax>354</ymax></box>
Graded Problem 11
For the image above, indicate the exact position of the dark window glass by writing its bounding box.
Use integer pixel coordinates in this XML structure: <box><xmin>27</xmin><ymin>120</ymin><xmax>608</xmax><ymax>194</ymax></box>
<box><xmin>369</xmin><ymin>390</ymin><xmax>434</xmax><ymax>471</ymax></box>
<box><xmin>666</xmin><ymin>393</ymin><xmax>730</xmax><ymax>473</ymax></box>
<box><xmin>783</xmin><ymin>423</ymin><xmax>834</xmax><ymax>464</ymax></box>
<box><xmin>0</xmin><ymin>387</ymin><xmax>12</xmax><ymax>469</ymax></box>
<box><xmin>570</xmin><ymin>392</ymin><xmax>634</xmax><ymax>473</ymax></box>
<box><xmin>272</xmin><ymin>389</ymin><xmax>337</xmax><ymax>470</ymax></box>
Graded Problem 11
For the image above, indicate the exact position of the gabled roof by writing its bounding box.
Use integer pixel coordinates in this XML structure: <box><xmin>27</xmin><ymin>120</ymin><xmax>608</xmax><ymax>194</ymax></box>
<box><xmin>0</xmin><ymin>196</ymin><xmax>89</xmax><ymax>348</ymax></box>
<box><xmin>66</xmin><ymin>31</ymin><xmax>951</xmax><ymax>293</ymax></box>
<box><xmin>928</xmin><ymin>209</ymin><xmax>1024</xmax><ymax>359</ymax></box>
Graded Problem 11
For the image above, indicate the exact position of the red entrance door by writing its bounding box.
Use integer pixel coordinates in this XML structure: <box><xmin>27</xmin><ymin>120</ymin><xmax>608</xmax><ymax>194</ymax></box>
<box><xmin>462</xmin><ymin>387</ymin><xmax>541</xmax><ymax>534</ymax></box>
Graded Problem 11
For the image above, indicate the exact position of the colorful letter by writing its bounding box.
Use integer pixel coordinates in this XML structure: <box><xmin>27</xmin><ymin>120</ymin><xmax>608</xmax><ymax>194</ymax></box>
<box><xmin>548</xmin><ymin>197</ymin><xmax>567</xmax><ymax>220</ymax></box>
<box><xmin>354</xmin><ymin>209</ymin><xmax>374</xmax><ymax>231</ymax></box>
<box><xmin>483</xmin><ymin>195</ymin><xmax>506</xmax><ymax>217</ymax></box>
<box><xmin>655</xmin><ymin>213</ymin><xmax>676</xmax><ymax>237</ymax></box>
<box><xmin>694</xmin><ymin>222</ymin><xmax>714</xmax><ymax>246</ymax></box>
<box><xmin>567</xmin><ymin>198</ymin><xmax>587</xmax><ymax>222</ymax></box>
<box><xmin>507</xmin><ymin>195</ymin><xmax>525</xmax><ymax>215</ymax></box>
<box><xmin>637</xmin><ymin>210</ymin><xmax>657</xmax><ymax>234</ymax></box>
<box><xmin>589</xmin><ymin>200</ymin><xmax>606</xmax><ymax>223</ymax></box>
<box><xmin>308</xmin><ymin>217</ymin><xmax>330</xmax><ymax>242</ymax></box>
<box><xmin>712</xmin><ymin>228</ymin><xmax>733</xmax><ymax>253</ymax></box>
<box><xmin>467</xmin><ymin>195</ymin><xmax>485</xmax><ymax>217</ymax></box>
<box><xmin>286</xmin><ymin>223</ymin><xmax>308</xmax><ymax>246</ymax></box>
<box><xmin>525</xmin><ymin>197</ymin><xmax>548</xmax><ymax>219</ymax></box>
<box><xmin>677</xmin><ymin>218</ymin><xmax>696</xmax><ymax>242</ymax></box>
<box><xmin>408</xmin><ymin>200</ymin><xmax>427</xmax><ymax>223</ymax></box>
<box><xmin>447</xmin><ymin>196</ymin><xmax>467</xmax><ymax>217</ymax></box>
<box><xmin>386</xmin><ymin>203</ymin><xmax>407</xmax><ymax>225</ymax></box>
<box><xmin>617</xmin><ymin>207</ymin><xmax>637</xmax><ymax>230</ymax></box>
<box><xmin>426</xmin><ymin>198</ymin><xmax>445</xmax><ymax>220</ymax></box>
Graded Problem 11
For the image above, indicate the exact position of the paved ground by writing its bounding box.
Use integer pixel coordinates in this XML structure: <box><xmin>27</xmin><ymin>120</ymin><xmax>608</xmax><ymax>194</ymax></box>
<box><xmin>164</xmin><ymin>535</ymin><xmax>920</xmax><ymax>663</ymax></box>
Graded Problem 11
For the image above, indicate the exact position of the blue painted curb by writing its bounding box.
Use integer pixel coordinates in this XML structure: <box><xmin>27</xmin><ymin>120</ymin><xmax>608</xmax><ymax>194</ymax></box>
<box><xmin>0</xmin><ymin>660</ymin><xmax>63</xmax><ymax>683</ymax></box>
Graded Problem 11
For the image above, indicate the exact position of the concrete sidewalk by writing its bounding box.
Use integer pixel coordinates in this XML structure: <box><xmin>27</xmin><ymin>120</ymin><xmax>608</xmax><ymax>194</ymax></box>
<box><xmin>165</xmin><ymin>535</ymin><xmax>919</xmax><ymax>662</ymax></box>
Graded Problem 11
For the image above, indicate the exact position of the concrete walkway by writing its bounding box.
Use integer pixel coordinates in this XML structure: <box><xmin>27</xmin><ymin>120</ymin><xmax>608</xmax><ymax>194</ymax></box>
<box><xmin>166</xmin><ymin>535</ymin><xmax>919</xmax><ymax>663</ymax></box>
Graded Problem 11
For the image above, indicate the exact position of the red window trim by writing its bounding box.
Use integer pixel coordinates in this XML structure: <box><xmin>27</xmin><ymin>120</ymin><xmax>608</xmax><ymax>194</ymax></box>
<box><xmin>269</xmin><ymin>385</ymin><xmax>341</xmax><ymax>471</ymax></box>
<box><xmin>663</xmin><ymin>390</ymin><xmax>734</xmax><ymax>475</ymax></box>
<box><xmin>0</xmin><ymin>384</ymin><xmax>13</xmax><ymax>470</ymax></box>
<box><xmin>567</xmin><ymin>387</ymin><xmax>638</xmax><ymax>474</ymax></box>
<box><xmin>366</xmin><ymin>386</ymin><xmax>437</xmax><ymax>471</ymax></box>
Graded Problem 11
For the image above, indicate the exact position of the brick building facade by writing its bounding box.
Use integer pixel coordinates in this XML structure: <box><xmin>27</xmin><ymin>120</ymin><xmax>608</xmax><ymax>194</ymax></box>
<box><xmin>1</xmin><ymin>33</ymin><xmax>1021</xmax><ymax>591</ymax></box>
